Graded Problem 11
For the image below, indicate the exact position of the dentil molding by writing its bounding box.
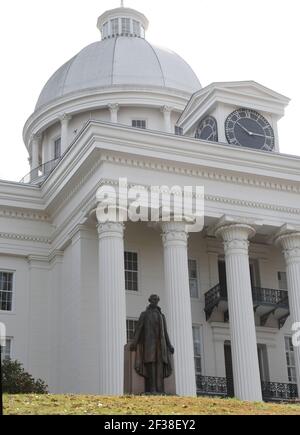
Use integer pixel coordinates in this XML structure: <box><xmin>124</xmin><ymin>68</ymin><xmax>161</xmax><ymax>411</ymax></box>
<box><xmin>0</xmin><ymin>208</ymin><xmax>50</xmax><ymax>222</ymax></box>
<box><xmin>0</xmin><ymin>232</ymin><xmax>51</xmax><ymax>244</ymax></box>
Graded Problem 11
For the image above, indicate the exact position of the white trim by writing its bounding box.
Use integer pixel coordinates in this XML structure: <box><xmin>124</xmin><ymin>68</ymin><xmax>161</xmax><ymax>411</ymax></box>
<box><xmin>2</xmin><ymin>336</ymin><xmax>13</xmax><ymax>360</ymax></box>
<box><xmin>124</xmin><ymin>250</ymin><xmax>139</xmax><ymax>293</ymax></box>
<box><xmin>192</xmin><ymin>323</ymin><xmax>205</xmax><ymax>376</ymax></box>
<box><xmin>0</xmin><ymin>270</ymin><xmax>16</xmax><ymax>314</ymax></box>
<box><xmin>188</xmin><ymin>258</ymin><xmax>200</xmax><ymax>300</ymax></box>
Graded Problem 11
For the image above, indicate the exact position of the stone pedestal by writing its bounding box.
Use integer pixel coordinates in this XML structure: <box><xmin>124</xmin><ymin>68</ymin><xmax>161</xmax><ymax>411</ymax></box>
<box><xmin>124</xmin><ymin>344</ymin><xmax>176</xmax><ymax>395</ymax></box>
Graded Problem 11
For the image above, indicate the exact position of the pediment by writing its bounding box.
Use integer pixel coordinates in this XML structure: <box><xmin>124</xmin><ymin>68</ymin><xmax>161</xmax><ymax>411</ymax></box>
<box><xmin>178</xmin><ymin>81</ymin><xmax>290</xmax><ymax>134</ymax></box>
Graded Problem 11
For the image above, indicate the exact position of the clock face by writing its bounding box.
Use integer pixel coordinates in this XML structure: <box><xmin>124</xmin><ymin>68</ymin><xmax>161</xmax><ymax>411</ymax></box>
<box><xmin>225</xmin><ymin>109</ymin><xmax>275</xmax><ymax>151</ymax></box>
<box><xmin>195</xmin><ymin>116</ymin><xmax>218</xmax><ymax>142</ymax></box>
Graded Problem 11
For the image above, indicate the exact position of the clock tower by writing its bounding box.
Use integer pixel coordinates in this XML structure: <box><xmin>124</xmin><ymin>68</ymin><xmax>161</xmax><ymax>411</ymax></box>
<box><xmin>177</xmin><ymin>81</ymin><xmax>290</xmax><ymax>152</ymax></box>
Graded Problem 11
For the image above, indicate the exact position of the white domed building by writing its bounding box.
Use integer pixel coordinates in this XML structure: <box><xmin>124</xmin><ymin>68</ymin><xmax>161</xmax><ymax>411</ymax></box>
<box><xmin>1</xmin><ymin>6</ymin><xmax>300</xmax><ymax>402</ymax></box>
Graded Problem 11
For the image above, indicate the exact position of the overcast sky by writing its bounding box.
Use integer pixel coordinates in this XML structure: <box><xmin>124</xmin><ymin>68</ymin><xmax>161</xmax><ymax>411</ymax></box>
<box><xmin>0</xmin><ymin>0</ymin><xmax>299</xmax><ymax>182</ymax></box>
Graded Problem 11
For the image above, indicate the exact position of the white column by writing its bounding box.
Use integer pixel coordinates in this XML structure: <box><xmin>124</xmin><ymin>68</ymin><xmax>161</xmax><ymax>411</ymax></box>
<box><xmin>161</xmin><ymin>106</ymin><xmax>173</xmax><ymax>133</ymax></box>
<box><xmin>31</xmin><ymin>134</ymin><xmax>41</xmax><ymax>170</ymax></box>
<box><xmin>276</xmin><ymin>231</ymin><xmax>300</xmax><ymax>397</ymax></box>
<box><xmin>59</xmin><ymin>113</ymin><xmax>72</xmax><ymax>154</ymax></box>
<box><xmin>30</xmin><ymin>134</ymin><xmax>42</xmax><ymax>180</ymax></box>
<box><xmin>161</xmin><ymin>222</ymin><xmax>197</xmax><ymax>397</ymax></box>
<box><xmin>48</xmin><ymin>251</ymin><xmax>63</xmax><ymax>393</ymax></box>
<box><xmin>216</xmin><ymin>223</ymin><xmax>262</xmax><ymax>402</ymax></box>
<box><xmin>108</xmin><ymin>104</ymin><xmax>120</xmax><ymax>123</ymax></box>
<box><xmin>97</xmin><ymin>221</ymin><xmax>127</xmax><ymax>395</ymax></box>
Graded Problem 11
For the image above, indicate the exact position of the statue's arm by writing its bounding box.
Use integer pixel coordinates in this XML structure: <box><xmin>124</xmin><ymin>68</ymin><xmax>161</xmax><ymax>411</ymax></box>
<box><xmin>130</xmin><ymin>312</ymin><xmax>145</xmax><ymax>351</ymax></box>
<box><xmin>163</xmin><ymin>314</ymin><xmax>174</xmax><ymax>354</ymax></box>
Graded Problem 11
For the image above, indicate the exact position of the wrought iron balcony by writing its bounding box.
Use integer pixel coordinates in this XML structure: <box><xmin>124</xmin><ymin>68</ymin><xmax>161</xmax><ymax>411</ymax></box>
<box><xmin>261</xmin><ymin>382</ymin><xmax>298</xmax><ymax>402</ymax></box>
<box><xmin>20</xmin><ymin>157</ymin><xmax>61</xmax><ymax>185</ymax></box>
<box><xmin>204</xmin><ymin>284</ymin><xmax>228</xmax><ymax>321</ymax></box>
<box><xmin>204</xmin><ymin>284</ymin><xmax>289</xmax><ymax>328</ymax></box>
<box><xmin>197</xmin><ymin>376</ymin><xmax>298</xmax><ymax>402</ymax></box>
<box><xmin>196</xmin><ymin>375</ymin><xmax>228</xmax><ymax>397</ymax></box>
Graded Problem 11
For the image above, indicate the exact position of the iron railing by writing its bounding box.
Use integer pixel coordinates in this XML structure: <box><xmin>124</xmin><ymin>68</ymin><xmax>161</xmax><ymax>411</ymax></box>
<box><xmin>204</xmin><ymin>284</ymin><xmax>227</xmax><ymax>320</ymax></box>
<box><xmin>20</xmin><ymin>157</ymin><xmax>61</xmax><ymax>184</ymax></box>
<box><xmin>197</xmin><ymin>376</ymin><xmax>298</xmax><ymax>402</ymax></box>
<box><xmin>196</xmin><ymin>375</ymin><xmax>227</xmax><ymax>397</ymax></box>
<box><xmin>204</xmin><ymin>284</ymin><xmax>289</xmax><ymax>323</ymax></box>
<box><xmin>261</xmin><ymin>382</ymin><xmax>298</xmax><ymax>401</ymax></box>
<box><xmin>252</xmin><ymin>287</ymin><xmax>289</xmax><ymax>307</ymax></box>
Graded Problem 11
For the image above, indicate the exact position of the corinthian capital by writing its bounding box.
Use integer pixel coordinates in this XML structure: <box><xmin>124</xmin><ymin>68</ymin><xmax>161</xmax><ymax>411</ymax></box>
<box><xmin>161</xmin><ymin>106</ymin><xmax>173</xmax><ymax>114</ymax></box>
<box><xmin>161</xmin><ymin>222</ymin><xmax>188</xmax><ymax>247</ymax></box>
<box><xmin>108</xmin><ymin>104</ymin><xmax>120</xmax><ymax>112</ymax></box>
<box><xmin>31</xmin><ymin>133</ymin><xmax>42</xmax><ymax>144</ymax></box>
<box><xmin>215</xmin><ymin>223</ymin><xmax>255</xmax><ymax>255</ymax></box>
<box><xmin>275</xmin><ymin>228</ymin><xmax>300</xmax><ymax>265</ymax></box>
<box><xmin>59</xmin><ymin>113</ymin><xmax>72</xmax><ymax>122</ymax></box>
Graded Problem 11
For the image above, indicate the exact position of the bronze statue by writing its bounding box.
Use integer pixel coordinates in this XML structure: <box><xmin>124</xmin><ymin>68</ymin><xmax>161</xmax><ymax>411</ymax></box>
<box><xmin>130</xmin><ymin>294</ymin><xmax>174</xmax><ymax>394</ymax></box>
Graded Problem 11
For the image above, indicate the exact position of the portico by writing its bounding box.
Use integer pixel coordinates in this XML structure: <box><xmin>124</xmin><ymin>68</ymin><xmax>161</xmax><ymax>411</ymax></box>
<box><xmin>91</xmin><ymin>194</ymin><xmax>300</xmax><ymax>401</ymax></box>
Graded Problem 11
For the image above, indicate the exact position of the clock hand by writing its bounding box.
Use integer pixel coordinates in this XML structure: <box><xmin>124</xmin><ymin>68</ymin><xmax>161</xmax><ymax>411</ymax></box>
<box><xmin>250</xmin><ymin>133</ymin><xmax>268</xmax><ymax>138</ymax></box>
<box><xmin>236</xmin><ymin>122</ymin><xmax>252</xmax><ymax>135</ymax></box>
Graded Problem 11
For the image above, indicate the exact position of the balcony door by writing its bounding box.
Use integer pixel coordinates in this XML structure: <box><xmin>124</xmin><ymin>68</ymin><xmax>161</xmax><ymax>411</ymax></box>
<box><xmin>224</xmin><ymin>342</ymin><xmax>269</xmax><ymax>397</ymax></box>
<box><xmin>218</xmin><ymin>260</ymin><xmax>259</xmax><ymax>291</ymax></box>
<box><xmin>224</xmin><ymin>341</ymin><xmax>234</xmax><ymax>397</ymax></box>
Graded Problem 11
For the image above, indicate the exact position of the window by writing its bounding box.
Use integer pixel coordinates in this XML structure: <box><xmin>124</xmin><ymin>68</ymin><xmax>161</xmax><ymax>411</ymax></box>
<box><xmin>132</xmin><ymin>120</ymin><xmax>146</xmax><ymax>129</ymax></box>
<box><xmin>124</xmin><ymin>252</ymin><xmax>138</xmax><ymax>292</ymax></box>
<box><xmin>111</xmin><ymin>18</ymin><xmax>119</xmax><ymax>35</ymax></box>
<box><xmin>121</xmin><ymin>18</ymin><xmax>130</xmax><ymax>34</ymax></box>
<box><xmin>0</xmin><ymin>271</ymin><xmax>13</xmax><ymax>311</ymax></box>
<box><xmin>126</xmin><ymin>319</ymin><xmax>138</xmax><ymax>342</ymax></box>
<box><xmin>1</xmin><ymin>338</ymin><xmax>12</xmax><ymax>361</ymax></box>
<box><xmin>188</xmin><ymin>259</ymin><xmax>198</xmax><ymax>298</ymax></box>
<box><xmin>193</xmin><ymin>326</ymin><xmax>202</xmax><ymax>387</ymax></box>
<box><xmin>102</xmin><ymin>22</ymin><xmax>108</xmax><ymax>39</ymax></box>
<box><xmin>175</xmin><ymin>126</ymin><xmax>183</xmax><ymax>136</ymax></box>
<box><xmin>133</xmin><ymin>20</ymin><xmax>140</xmax><ymax>36</ymax></box>
<box><xmin>54</xmin><ymin>137</ymin><xmax>61</xmax><ymax>160</ymax></box>
<box><xmin>278</xmin><ymin>272</ymin><xmax>288</xmax><ymax>290</ymax></box>
<box><xmin>285</xmin><ymin>337</ymin><xmax>297</xmax><ymax>383</ymax></box>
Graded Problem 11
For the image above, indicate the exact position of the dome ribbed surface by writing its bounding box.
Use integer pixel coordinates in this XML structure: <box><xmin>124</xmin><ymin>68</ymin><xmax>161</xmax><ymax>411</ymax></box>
<box><xmin>36</xmin><ymin>37</ymin><xmax>201</xmax><ymax>109</ymax></box>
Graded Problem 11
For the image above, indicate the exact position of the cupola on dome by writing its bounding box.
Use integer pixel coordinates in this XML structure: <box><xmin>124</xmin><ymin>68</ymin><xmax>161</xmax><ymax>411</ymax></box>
<box><xmin>35</xmin><ymin>7</ymin><xmax>201</xmax><ymax>110</ymax></box>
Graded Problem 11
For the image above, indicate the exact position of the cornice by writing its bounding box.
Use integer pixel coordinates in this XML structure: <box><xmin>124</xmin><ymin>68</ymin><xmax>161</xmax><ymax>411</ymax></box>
<box><xmin>99</xmin><ymin>153</ymin><xmax>300</xmax><ymax>195</ymax></box>
<box><xmin>37</xmin><ymin>122</ymin><xmax>300</xmax><ymax>212</ymax></box>
<box><xmin>205</xmin><ymin>194</ymin><xmax>300</xmax><ymax>215</ymax></box>
<box><xmin>23</xmin><ymin>86</ymin><xmax>189</xmax><ymax>146</ymax></box>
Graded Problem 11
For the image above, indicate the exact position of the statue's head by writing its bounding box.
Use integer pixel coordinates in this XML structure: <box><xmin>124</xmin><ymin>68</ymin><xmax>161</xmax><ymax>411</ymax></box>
<box><xmin>148</xmin><ymin>294</ymin><xmax>160</xmax><ymax>307</ymax></box>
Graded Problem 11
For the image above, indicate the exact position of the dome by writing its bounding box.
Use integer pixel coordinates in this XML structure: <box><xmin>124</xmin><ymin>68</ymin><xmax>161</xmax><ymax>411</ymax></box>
<box><xmin>36</xmin><ymin>38</ymin><xmax>201</xmax><ymax>110</ymax></box>
<box><xmin>35</xmin><ymin>7</ymin><xmax>201</xmax><ymax>110</ymax></box>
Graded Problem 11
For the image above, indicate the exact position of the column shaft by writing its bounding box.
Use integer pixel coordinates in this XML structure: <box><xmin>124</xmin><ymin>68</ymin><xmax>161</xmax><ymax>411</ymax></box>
<box><xmin>161</xmin><ymin>106</ymin><xmax>172</xmax><ymax>133</ymax></box>
<box><xmin>277</xmin><ymin>232</ymin><xmax>300</xmax><ymax>397</ymax></box>
<box><xmin>30</xmin><ymin>134</ymin><xmax>41</xmax><ymax>180</ymax></box>
<box><xmin>31</xmin><ymin>137</ymin><xmax>40</xmax><ymax>169</ymax></box>
<box><xmin>162</xmin><ymin>222</ymin><xmax>196</xmax><ymax>396</ymax></box>
<box><xmin>98</xmin><ymin>222</ymin><xmax>126</xmax><ymax>395</ymax></box>
<box><xmin>60</xmin><ymin>114</ymin><xmax>72</xmax><ymax>154</ymax></box>
<box><xmin>217</xmin><ymin>224</ymin><xmax>262</xmax><ymax>402</ymax></box>
<box><xmin>109</xmin><ymin>104</ymin><xmax>119</xmax><ymax>123</ymax></box>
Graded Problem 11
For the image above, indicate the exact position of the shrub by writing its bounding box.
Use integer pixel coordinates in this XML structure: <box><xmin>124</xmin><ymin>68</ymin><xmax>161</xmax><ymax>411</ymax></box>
<box><xmin>2</xmin><ymin>360</ymin><xmax>48</xmax><ymax>394</ymax></box>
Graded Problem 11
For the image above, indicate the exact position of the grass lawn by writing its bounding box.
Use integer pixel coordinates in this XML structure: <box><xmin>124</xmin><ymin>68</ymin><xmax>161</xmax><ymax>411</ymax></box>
<box><xmin>3</xmin><ymin>394</ymin><xmax>300</xmax><ymax>415</ymax></box>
